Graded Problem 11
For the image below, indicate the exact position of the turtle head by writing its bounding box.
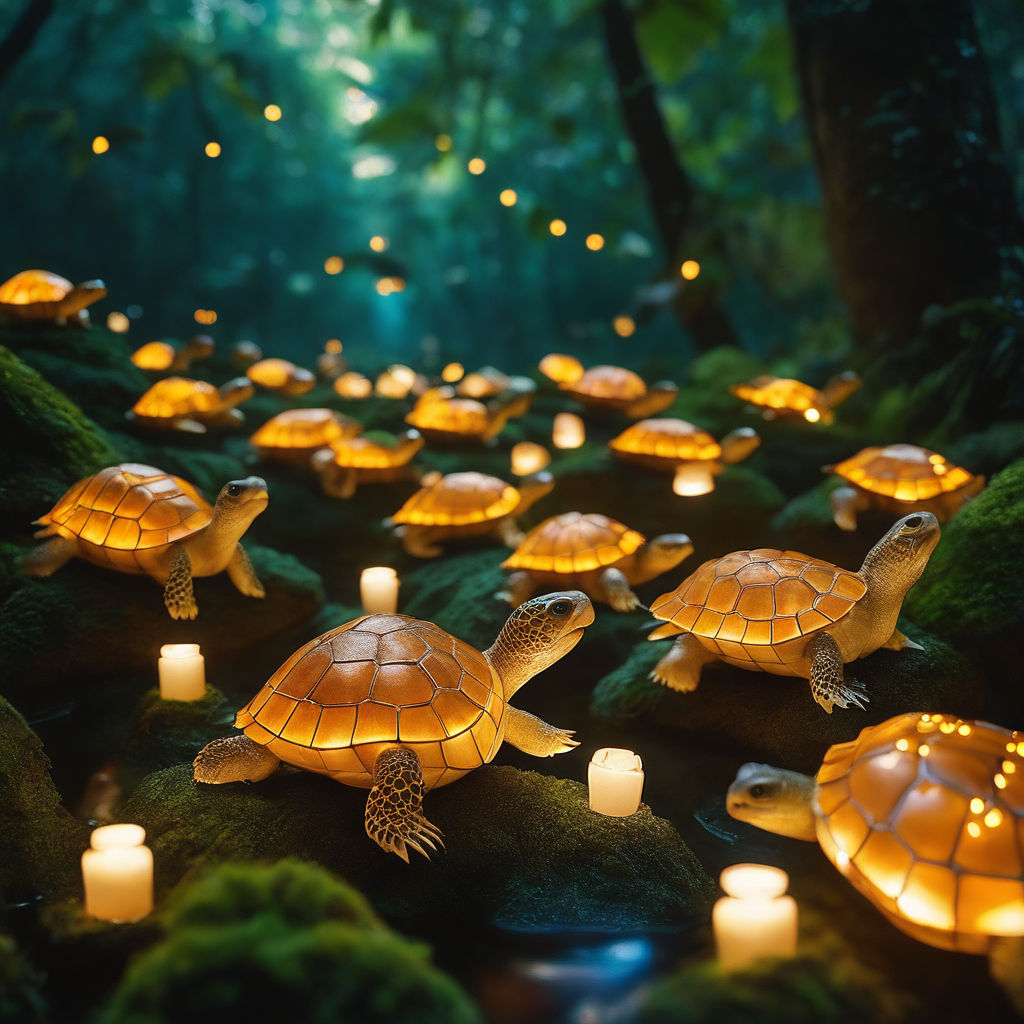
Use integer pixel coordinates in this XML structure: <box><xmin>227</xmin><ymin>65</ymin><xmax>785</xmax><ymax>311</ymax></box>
<box><xmin>820</xmin><ymin>370</ymin><xmax>861</xmax><ymax>411</ymax></box>
<box><xmin>211</xmin><ymin>477</ymin><xmax>269</xmax><ymax>535</ymax></box>
<box><xmin>486</xmin><ymin>590</ymin><xmax>594</xmax><ymax>697</ymax></box>
<box><xmin>719</xmin><ymin>427</ymin><xmax>761</xmax><ymax>465</ymax></box>
<box><xmin>218</xmin><ymin>377</ymin><xmax>256</xmax><ymax>408</ymax></box>
<box><xmin>860</xmin><ymin>511</ymin><xmax>941</xmax><ymax>596</ymax></box>
<box><xmin>514</xmin><ymin>470</ymin><xmax>555</xmax><ymax>512</ymax></box>
<box><xmin>64</xmin><ymin>280</ymin><xmax>107</xmax><ymax>313</ymax></box>
<box><xmin>726</xmin><ymin>762</ymin><xmax>818</xmax><ymax>841</ymax></box>
<box><xmin>634</xmin><ymin>534</ymin><xmax>693</xmax><ymax>583</ymax></box>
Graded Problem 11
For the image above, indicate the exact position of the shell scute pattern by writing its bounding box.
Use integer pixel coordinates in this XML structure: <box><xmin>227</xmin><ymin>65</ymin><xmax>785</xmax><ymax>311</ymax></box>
<box><xmin>407</xmin><ymin>397</ymin><xmax>488</xmax><ymax>434</ymax></box>
<box><xmin>609</xmin><ymin>418</ymin><xmax>721</xmax><ymax>460</ymax></box>
<box><xmin>731</xmin><ymin>376</ymin><xmax>818</xmax><ymax>412</ymax></box>
<box><xmin>571</xmin><ymin>365</ymin><xmax>646</xmax><ymax>400</ymax></box>
<box><xmin>392</xmin><ymin>472</ymin><xmax>520</xmax><ymax>527</ymax></box>
<box><xmin>251</xmin><ymin>408</ymin><xmax>360</xmax><ymax>450</ymax></box>
<box><xmin>0</xmin><ymin>270</ymin><xmax>71</xmax><ymax>304</ymax></box>
<box><xmin>831</xmin><ymin>444</ymin><xmax>975</xmax><ymax>501</ymax></box>
<box><xmin>133</xmin><ymin>378</ymin><xmax>224</xmax><ymax>418</ymax></box>
<box><xmin>502</xmin><ymin>512</ymin><xmax>644</xmax><ymax>573</ymax></box>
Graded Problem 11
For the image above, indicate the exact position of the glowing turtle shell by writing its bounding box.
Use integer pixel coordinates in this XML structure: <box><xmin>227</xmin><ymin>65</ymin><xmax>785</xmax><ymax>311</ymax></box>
<box><xmin>729</xmin><ymin>376</ymin><xmax>821</xmax><ymax>414</ymax></box>
<box><xmin>565</xmin><ymin>365</ymin><xmax>647</xmax><ymax>401</ymax></box>
<box><xmin>130</xmin><ymin>341</ymin><xmax>177</xmax><ymax>371</ymax></box>
<box><xmin>131</xmin><ymin>378</ymin><xmax>231</xmax><ymax>418</ymax></box>
<box><xmin>234</xmin><ymin>612</ymin><xmax>505</xmax><ymax>790</ymax></box>
<box><xmin>502</xmin><ymin>512</ymin><xmax>645</xmax><ymax>575</ymax></box>
<box><xmin>246</xmin><ymin>358</ymin><xmax>316</xmax><ymax>395</ymax></box>
<box><xmin>250</xmin><ymin>409</ymin><xmax>361</xmax><ymax>452</ymax></box>
<box><xmin>0</xmin><ymin>270</ymin><xmax>75</xmax><ymax>306</ymax></box>
<box><xmin>405</xmin><ymin>396</ymin><xmax>490</xmax><ymax>436</ymax></box>
<box><xmin>391</xmin><ymin>472</ymin><xmax>520</xmax><ymax>527</ymax></box>
<box><xmin>815</xmin><ymin>712</ymin><xmax>1024</xmax><ymax>953</ymax></box>
<box><xmin>326</xmin><ymin>435</ymin><xmax>421</xmax><ymax>469</ymax></box>
<box><xmin>33</xmin><ymin>463</ymin><xmax>212</xmax><ymax>573</ymax></box>
<box><xmin>829</xmin><ymin>444</ymin><xmax>977</xmax><ymax>503</ymax></box>
<box><xmin>650</xmin><ymin>549</ymin><xmax>866</xmax><ymax>674</ymax></box>
<box><xmin>609</xmin><ymin>418</ymin><xmax>721</xmax><ymax>462</ymax></box>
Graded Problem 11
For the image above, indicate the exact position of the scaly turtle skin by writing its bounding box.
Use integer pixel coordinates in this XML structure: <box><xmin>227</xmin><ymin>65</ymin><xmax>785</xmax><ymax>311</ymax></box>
<box><xmin>20</xmin><ymin>463</ymin><xmax>268</xmax><ymax>619</ymax></box>
<box><xmin>608</xmin><ymin>418</ymin><xmax>760</xmax><ymax>493</ymax></box>
<box><xmin>193</xmin><ymin>591</ymin><xmax>595</xmax><ymax>860</ymax></box>
<box><xmin>386</xmin><ymin>470</ymin><xmax>554</xmax><ymax>558</ymax></box>
<box><xmin>249</xmin><ymin>408</ymin><xmax>362</xmax><ymax>462</ymax></box>
<box><xmin>128</xmin><ymin>376</ymin><xmax>254</xmax><ymax>434</ymax></box>
<box><xmin>827</xmin><ymin>443</ymin><xmax>985</xmax><ymax>531</ymax></box>
<box><xmin>729</xmin><ymin>371</ymin><xmax>860</xmax><ymax>424</ymax></box>
<box><xmin>501</xmin><ymin>511</ymin><xmax>693</xmax><ymax>612</ymax></box>
<box><xmin>553</xmin><ymin>363</ymin><xmax>678</xmax><ymax>418</ymax></box>
<box><xmin>246</xmin><ymin>358</ymin><xmax>316</xmax><ymax>396</ymax></box>
<box><xmin>0</xmin><ymin>270</ymin><xmax>107</xmax><ymax>327</ymax></box>
<box><xmin>312</xmin><ymin>429</ymin><xmax>425</xmax><ymax>498</ymax></box>
<box><xmin>648</xmin><ymin>512</ymin><xmax>940</xmax><ymax>712</ymax></box>
<box><xmin>727</xmin><ymin>712</ymin><xmax>1024</xmax><ymax>1011</ymax></box>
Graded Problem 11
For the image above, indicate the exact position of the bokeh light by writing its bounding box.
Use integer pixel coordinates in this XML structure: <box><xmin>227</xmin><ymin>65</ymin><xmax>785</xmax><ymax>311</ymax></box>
<box><xmin>263</xmin><ymin>104</ymin><xmax>282</xmax><ymax>122</ymax></box>
<box><xmin>499</xmin><ymin>189</ymin><xmax>518</xmax><ymax>207</ymax></box>
<box><xmin>586</xmin><ymin>233</ymin><xmax>605</xmax><ymax>251</ymax></box>
<box><xmin>680</xmin><ymin>259</ymin><xmax>701</xmax><ymax>280</ymax></box>
<box><xmin>106</xmin><ymin>312</ymin><xmax>129</xmax><ymax>333</ymax></box>
<box><xmin>549</xmin><ymin>219</ymin><xmax>567</xmax><ymax>236</ymax></box>
<box><xmin>323</xmin><ymin>256</ymin><xmax>344</xmax><ymax>274</ymax></box>
<box><xmin>369</xmin><ymin>235</ymin><xmax>389</xmax><ymax>252</ymax></box>
<box><xmin>613</xmin><ymin>316</ymin><xmax>635</xmax><ymax>338</ymax></box>
<box><xmin>91</xmin><ymin>136</ymin><xmax>109</xmax><ymax>155</ymax></box>
<box><xmin>204</xmin><ymin>142</ymin><xmax>221</xmax><ymax>158</ymax></box>
<box><xmin>467</xmin><ymin>157</ymin><xmax>486</xmax><ymax>175</ymax></box>
<box><xmin>435</xmin><ymin>134</ymin><xmax>452</xmax><ymax>152</ymax></box>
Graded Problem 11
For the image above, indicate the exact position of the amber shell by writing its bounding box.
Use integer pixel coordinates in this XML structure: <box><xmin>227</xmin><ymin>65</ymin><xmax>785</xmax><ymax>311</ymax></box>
<box><xmin>250</xmin><ymin>408</ymin><xmax>361</xmax><ymax>451</ymax></box>
<box><xmin>565</xmin><ymin>365</ymin><xmax>646</xmax><ymax>401</ymax></box>
<box><xmin>609</xmin><ymin>418</ymin><xmax>721</xmax><ymax>462</ymax></box>
<box><xmin>502</xmin><ymin>512</ymin><xmax>644</xmax><ymax>574</ymax></box>
<box><xmin>235</xmin><ymin>613</ymin><xmax>505</xmax><ymax>790</ymax></box>
<box><xmin>816</xmin><ymin>712</ymin><xmax>1024</xmax><ymax>953</ymax></box>
<box><xmin>829</xmin><ymin>444</ymin><xmax>976</xmax><ymax>502</ymax></box>
<box><xmin>406</xmin><ymin>396</ymin><xmax>489</xmax><ymax>435</ymax></box>
<box><xmin>729</xmin><ymin>376</ymin><xmax>820</xmax><ymax>413</ymax></box>
<box><xmin>246</xmin><ymin>358</ymin><xmax>315</xmax><ymax>393</ymax></box>
<box><xmin>132</xmin><ymin>377</ymin><xmax>225</xmax><ymax>418</ymax></box>
<box><xmin>130</xmin><ymin>341</ymin><xmax>177</xmax><ymax>372</ymax></box>
<box><xmin>327</xmin><ymin>435</ymin><xmax>420</xmax><ymax>469</ymax></box>
<box><xmin>0</xmin><ymin>269</ymin><xmax>72</xmax><ymax>305</ymax></box>
<box><xmin>391</xmin><ymin>472</ymin><xmax>520</xmax><ymax>526</ymax></box>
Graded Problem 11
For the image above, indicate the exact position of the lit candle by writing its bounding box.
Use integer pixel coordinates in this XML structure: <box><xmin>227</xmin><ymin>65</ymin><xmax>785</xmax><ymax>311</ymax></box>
<box><xmin>588</xmin><ymin>747</ymin><xmax>644</xmax><ymax>816</ymax></box>
<box><xmin>510</xmin><ymin>441</ymin><xmax>552</xmax><ymax>476</ymax></box>
<box><xmin>713</xmin><ymin>864</ymin><xmax>798</xmax><ymax>969</ymax></box>
<box><xmin>672</xmin><ymin>463</ymin><xmax>715</xmax><ymax>496</ymax></box>
<box><xmin>361</xmin><ymin>567</ymin><xmax>400</xmax><ymax>614</ymax></box>
<box><xmin>553</xmin><ymin>413</ymin><xmax>586</xmax><ymax>449</ymax></box>
<box><xmin>158</xmin><ymin>644</ymin><xmax>206</xmax><ymax>701</ymax></box>
<box><xmin>81</xmin><ymin>824</ymin><xmax>153</xmax><ymax>923</ymax></box>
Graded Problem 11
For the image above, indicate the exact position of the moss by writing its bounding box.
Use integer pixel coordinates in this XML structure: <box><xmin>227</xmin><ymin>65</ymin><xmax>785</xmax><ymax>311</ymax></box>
<box><xmin>122</xmin><ymin>763</ymin><xmax>714</xmax><ymax>931</ymax></box>
<box><xmin>99</xmin><ymin>860</ymin><xmax>482</xmax><ymax>1024</ymax></box>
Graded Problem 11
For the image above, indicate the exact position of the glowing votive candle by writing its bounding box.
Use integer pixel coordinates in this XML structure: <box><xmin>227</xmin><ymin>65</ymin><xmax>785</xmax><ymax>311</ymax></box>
<box><xmin>361</xmin><ymin>566</ymin><xmax>400</xmax><ymax>614</ymax></box>
<box><xmin>553</xmin><ymin>413</ymin><xmax>585</xmax><ymax>449</ymax></box>
<box><xmin>713</xmin><ymin>864</ymin><xmax>798</xmax><ymax>969</ymax></box>
<box><xmin>672</xmin><ymin>463</ymin><xmax>715</xmax><ymax>496</ymax></box>
<box><xmin>510</xmin><ymin>441</ymin><xmax>552</xmax><ymax>477</ymax></box>
<box><xmin>82</xmin><ymin>824</ymin><xmax>153</xmax><ymax>923</ymax></box>
<box><xmin>158</xmin><ymin>644</ymin><xmax>206</xmax><ymax>701</ymax></box>
<box><xmin>588</xmin><ymin>747</ymin><xmax>644</xmax><ymax>816</ymax></box>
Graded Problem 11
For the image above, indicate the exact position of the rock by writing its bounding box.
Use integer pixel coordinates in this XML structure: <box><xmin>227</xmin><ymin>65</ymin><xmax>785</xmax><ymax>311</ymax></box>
<box><xmin>591</xmin><ymin>621</ymin><xmax>985</xmax><ymax>774</ymax></box>
<box><xmin>99</xmin><ymin>859</ymin><xmax>482</xmax><ymax>1024</ymax></box>
<box><xmin>123</xmin><ymin>763</ymin><xmax>714</xmax><ymax>931</ymax></box>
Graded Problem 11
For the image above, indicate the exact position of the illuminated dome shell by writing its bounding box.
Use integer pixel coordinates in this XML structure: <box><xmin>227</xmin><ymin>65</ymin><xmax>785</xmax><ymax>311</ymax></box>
<box><xmin>35</xmin><ymin>463</ymin><xmax>211</xmax><ymax>567</ymax></box>
<box><xmin>130</xmin><ymin>341</ymin><xmax>177</xmax><ymax>371</ymax></box>
<box><xmin>405</xmin><ymin>396</ymin><xmax>489</xmax><ymax>435</ymax></box>
<box><xmin>250</xmin><ymin>408</ymin><xmax>361</xmax><ymax>451</ymax></box>
<box><xmin>566</xmin><ymin>365</ymin><xmax>646</xmax><ymax>400</ymax></box>
<box><xmin>609</xmin><ymin>419</ymin><xmax>721</xmax><ymax>462</ymax></box>
<box><xmin>651</xmin><ymin>549</ymin><xmax>865</xmax><ymax>659</ymax></box>
<box><xmin>502</xmin><ymin>512</ymin><xmax>644</xmax><ymax>574</ymax></box>
<box><xmin>539</xmin><ymin>353</ymin><xmax>584</xmax><ymax>384</ymax></box>
<box><xmin>327</xmin><ymin>435</ymin><xmax>419</xmax><ymax>469</ymax></box>
<box><xmin>234</xmin><ymin>613</ymin><xmax>504</xmax><ymax>789</ymax></box>
<box><xmin>815</xmin><ymin>713</ymin><xmax>1024</xmax><ymax>953</ymax></box>
<box><xmin>391</xmin><ymin>472</ymin><xmax>520</xmax><ymax>527</ymax></box>
<box><xmin>132</xmin><ymin>377</ymin><xmax>227</xmax><ymax>417</ymax></box>
<box><xmin>0</xmin><ymin>269</ymin><xmax>74</xmax><ymax>305</ymax></box>
<box><xmin>246</xmin><ymin>358</ymin><xmax>315</xmax><ymax>393</ymax></box>
<box><xmin>829</xmin><ymin>444</ymin><xmax>976</xmax><ymax>502</ymax></box>
<box><xmin>729</xmin><ymin>376</ymin><xmax>820</xmax><ymax>413</ymax></box>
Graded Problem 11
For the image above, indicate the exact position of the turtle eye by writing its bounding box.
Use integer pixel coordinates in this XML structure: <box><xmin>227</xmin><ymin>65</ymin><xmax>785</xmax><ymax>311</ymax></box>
<box><xmin>227</xmin><ymin>483</ymin><xmax>243</xmax><ymax>497</ymax></box>
<box><xmin>903</xmin><ymin>515</ymin><xmax>923</xmax><ymax>530</ymax></box>
<box><xmin>549</xmin><ymin>599</ymin><xmax>572</xmax><ymax>616</ymax></box>
<box><xmin>749</xmin><ymin>783</ymin><xmax>771</xmax><ymax>799</ymax></box>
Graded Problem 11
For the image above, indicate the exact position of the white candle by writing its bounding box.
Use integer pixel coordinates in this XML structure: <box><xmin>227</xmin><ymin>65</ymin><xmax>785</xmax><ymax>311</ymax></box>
<box><xmin>510</xmin><ymin>441</ymin><xmax>551</xmax><ymax>476</ymax></box>
<box><xmin>361</xmin><ymin>566</ymin><xmax>400</xmax><ymax>614</ymax></box>
<box><xmin>713</xmin><ymin>863</ymin><xmax>798</xmax><ymax>969</ymax></box>
<box><xmin>672</xmin><ymin>463</ymin><xmax>715</xmax><ymax>496</ymax></box>
<box><xmin>82</xmin><ymin>824</ymin><xmax>153</xmax><ymax>923</ymax></box>
<box><xmin>588</xmin><ymin>747</ymin><xmax>644</xmax><ymax>816</ymax></box>
<box><xmin>552</xmin><ymin>413</ymin><xmax>586</xmax><ymax>449</ymax></box>
<box><xmin>158</xmin><ymin>643</ymin><xmax>206</xmax><ymax>701</ymax></box>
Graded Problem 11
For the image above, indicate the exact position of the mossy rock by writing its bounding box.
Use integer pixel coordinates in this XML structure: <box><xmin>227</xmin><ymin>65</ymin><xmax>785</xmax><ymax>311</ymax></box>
<box><xmin>591</xmin><ymin>621</ymin><xmax>985</xmax><ymax>774</ymax></box>
<box><xmin>99</xmin><ymin>859</ymin><xmax>482</xmax><ymax>1024</ymax></box>
<box><xmin>0</xmin><ymin>695</ymin><xmax>86</xmax><ymax>904</ymax></box>
<box><xmin>122</xmin><ymin>763</ymin><xmax>714</xmax><ymax>931</ymax></box>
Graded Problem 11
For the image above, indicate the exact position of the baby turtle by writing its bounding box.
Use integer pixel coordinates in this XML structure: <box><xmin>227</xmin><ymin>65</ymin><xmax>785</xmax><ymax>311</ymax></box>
<box><xmin>608</xmin><ymin>418</ymin><xmax>761</xmax><ymax>494</ymax></box>
<box><xmin>130</xmin><ymin>336</ymin><xmax>214</xmax><ymax>374</ymax></box>
<box><xmin>729</xmin><ymin>371</ymin><xmax>860</xmax><ymax>424</ymax></box>
<box><xmin>128</xmin><ymin>376</ymin><xmax>254</xmax><ymax>433</ymax></box>
<box><xmin>0</xmin><ymin>269</ymin><xmax>107</xmax><ymax>327</ymax></box>
<box><xmin>21</xmin><ymin>463</ymin><xmax>268</xmax><ymax>619</ymax></box>
<box><xmin>727</xmin><ymin>712</ymin><xmax>1024</xmax><ymax>1009</ymax></box>
<box><xmin>648</xmin><ymin>512</ymin><xmax>940</xmax><ymax>712</ymax></box>
<box><xmin>387</xmin><ymin>470</ymin><xmax>554</xmax><ymax>558</ymax></box>
<box><xmin>538</xmin><ymin>353</ymin><xmax>584</xmax><ymax>385</ymax></box>
<box><xmin>405</xmin><ymin>384</ymin><xmax>530</xmax><ymax>443</ymax></box>
<box><xmin>193</xmin><ymin>591</ymin><xmax>595</xmax><ymax>860</ymax></box>
<box><xmin>457</xmin><ymin>366</ymin><xmax>511</xmax><ymax>399</ymax></box>
<box><xmin>555</xmin><ymin>363</ymin><xmax>678</xmax><ymax>418</ymax></box>
<box><xmin>501</xmin><ymin>511</ymin><xmax>693</xmax><ymax>611</ymax></box>
<box><xmin>334</xmin><ymin>371</ymin><xmax>373</xmax><ymax>399</ymax></box>
<box><xmin>249</xmin><ymin>408</ymin><xmax>362</xmax><ymax>462</ymax></box>
<box><xmin>246</xmin><ymin>358</ymin><xmax>316</xmax><ymax>396</ymax></box>
<box><xmin>827</xmin><ymin>443</ymin><xmax>984</xmax><ymax>531</ymax></box>
<box><xmin>312</xmin><ymin>429</ymin><xmax>425</xmax><ymax>499</ymax></box>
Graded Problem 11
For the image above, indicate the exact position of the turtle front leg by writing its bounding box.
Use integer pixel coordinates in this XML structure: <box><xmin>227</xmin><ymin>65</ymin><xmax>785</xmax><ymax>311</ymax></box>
<box><xmin>321</xmin><ymin>467</ymin><xmax>358</xmax><ymax>499</ymax></box>
<box><xmin>594</xmin><ymin>566</ymin><xmax>642</xmax><ymax>612</ymax></box>
<box><xmin>164</xmin><ymin>547</ymin><xmax>197</xmax><ymax>619</ymax></box>
<box><xmin>227</xmin><ymin>543</ymin><xmax>266</xmax><ymax>599</ymax></box>
<box><xmin>397</xmin><ymin>525</ymin><xmax>444</xmax><ymax>558</ymax></box>
<box><xmin>829</xmin><ymin>486</ymin><xmax>869</xmax><ymax>532</ymax></box>
<box><xmin>503</xmin><ymin>706</ymin><xmax>578</xmax><ymax>757</ymax></box>
<box><xmin>650</xmin><ymin>633</ymin><xmax>716</xmax><ymax>692</ymax></box>
<box><xmin>20</xmin><ymin>536</ymin><xmax>76</xmax><ymax>578</ymax></box>
<box><xmin>366</xmin><ymin>747</ymin><xmax>443</xmax><ymax>862</ymax></box>
<box><xmin>495</xmin><ymin>517</ymin><xmax>525</xmax><ymax>549</ymax></box>
<box><xmin>806</xmin><ymin>631</ymin><xmax>868</xmax><ymax>713</ymax></box>
<box><xmin>193</xmin><ymin>735</ymin><xmax>281</xmax><ymax>783</ymax></box>
<box><xmin>497</xmin><ymin>570</ymin><xmax>538</xmax><ymax>607</ymax></box>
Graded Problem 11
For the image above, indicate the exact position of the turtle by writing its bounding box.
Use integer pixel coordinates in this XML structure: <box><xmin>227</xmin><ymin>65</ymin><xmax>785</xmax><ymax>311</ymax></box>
<box><xmin>608</xmin><ymin>419</ymin><xmax>761</xmax><ymax>494</ymax></box>
<box><xmin>192</xmin><ymin>590</ymin><xmax>595</xmax><ymax>861</ymax></box>
<box><xmin>127</xmin><ymin>376</ymin><xmax>254</xmax><ymax>433</ymax></box>
<box><xmin>231</xmin><ymin>340</ymin><xmax>264</xmax><ymax>368</ymax></box>
<box><xmin>538</xmin><ymin>352</ymin><xmax>584</xmax><ymax>385</ymax></box>
<box><xmin>500</xmin><ymin>511</ymin><xmax>694</xmax><ymax>611</ymax></box>
<box><xmin>20</xmin><ymin>463</ymin><xmax>268</xmax><ymax>620</ymax></box>
<box><xmin>246</xmin><ymin>358</ymin><xmax>316</xmax><ymax>396</ymax></box>
<box><xmin>726</xmin><ymin>712</ymin><xmax>1024</xmax><ymax>1011</ymax></box>
<box><xmin>386</xmin><ymin>470</ymin><xmax>554</xmax><ymax>558</ymax></box>
<box><xmin>130</xmin><ymin>335</ymin><xmax>214</xmax><ymax>374</ymax></box>
<box><xmin>249</xmin><ymin>408</ymin><xmax>362</xmax><ymax>462</ymax></box>
<box><xmin>0</xmin><ymin>269</ymin><xmax>107</xmax><ymax>327</ymax></box>
<box><xmin>312</xmin><ymin>429</ymin><xmax>425</xmax><ymax>498</ymax></box>
<box><xmin>557</xmin><ymin>364</ymin><xmax>678</xmax><ymax>419</ymax></box>
<box><xmin>334</xmin><ymin>372</ymin><xmax>373</xmax><ymax>399</ymax></box>
<box><xmin>404</xmin><ymin>385</ymin><xmax>526</xmax><ymax>443</ymax></box>
<box><xmin>647</xmin><ymin>512</ymin><xmax>940</xmax><ymax>713</ymax></box>
<box><xmin>457</xmin><ymin>366</ymin><xmax>511</xmax><ymax>399</ymax></box>
<box><xmin>826</xmin><ymin>443</ymin><xmax>985</xmax><ymax>531</ymax></box>
<box><xmin>729</xmin><ymin>371</ymin><xmax>861</xmax><ymax>424</ymax></box>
